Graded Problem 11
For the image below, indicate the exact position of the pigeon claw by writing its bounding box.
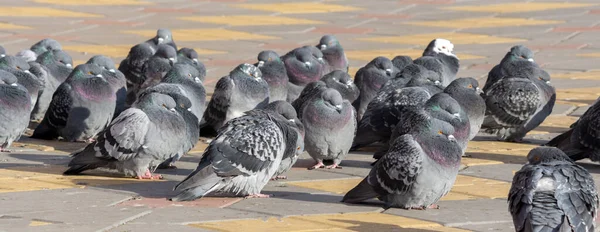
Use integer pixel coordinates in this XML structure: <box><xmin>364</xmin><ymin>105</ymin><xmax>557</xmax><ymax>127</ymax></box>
<box><xmin>325</xmin><ymin>164</ymin><xmax>341</xmax><ymax>169</ymax></box>
<box><xmin>308</xmin><ymin>161</ymin><xmax>324</xmax><ymax>170</ymax></box>
<box><xmin>137</xmin><ymin>170</ymin><xmax>163</xmax><ymax>180</ymax></box>
<box><xmin>245</xmin><ymin>193</ymin><xmax>271</xmax><ymax>199</ymax></box>
<box><xmin>271</xmin><ymin>175</ymin><xmax>287</xmax><ymax>180</ymax></box>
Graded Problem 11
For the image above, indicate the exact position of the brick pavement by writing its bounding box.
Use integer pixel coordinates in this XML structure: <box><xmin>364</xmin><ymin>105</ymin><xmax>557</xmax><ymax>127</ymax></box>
<box><xmin>1</xmin><ymin>0</ymin><xmax>600</xmax><ymax>231</ymax></box>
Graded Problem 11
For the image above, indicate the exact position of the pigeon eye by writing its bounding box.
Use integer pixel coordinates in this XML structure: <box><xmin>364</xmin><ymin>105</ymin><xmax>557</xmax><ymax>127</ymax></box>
<box><xmin>162</xmin><ymin>103</ymin><xmax>167</xmax><ymax>108</ymax></box>
<box><xmin>267</xmin><ymin>58</ymin><xmax>272</xmax><ymax>62</ymax></box>
<box><xmin>180</xmin><ymin>103</ymin><xmax>185</xmax><ymax>108</ymax></box>
<box><xmin>297</xmin><ymin>146</ymin><xmax>301</xmax><ymax>150</ymax></box>
<box><xmin>538</xmin><ymin>77</ymin><xmax>543</xmax><ymax>81</ymax></box>
<box><xmin>88</xmin><ymin>71</ymin><xmax>93</xmax><ymax>74</ymax></box>
<box><xmin>438</xmin><ymin>130</ymin><xmax>443</xmax><ymax>135</ymax></box>
<box><xmin>188</xmin><ymin>73</ymin><xmax>192</xmax><ymax>77</ymax></box>
<box><xmin>16</xmin><ymin>66</ymin><xmax>21</xmax><ymax>70</ymax></box>
<box><xmin>442</xmin><ymin>46</ymin><xmax>446</xmax><ymax>49</ymax></box>
<box><xmin>467</xmin><ymin>84</ymin><xmax>473</xmax><ymax>88</ymax></box>
<box><xmin>520</xmin><ymin>56</ymin><xmax>526</xmax><ymax>59</ymax></box>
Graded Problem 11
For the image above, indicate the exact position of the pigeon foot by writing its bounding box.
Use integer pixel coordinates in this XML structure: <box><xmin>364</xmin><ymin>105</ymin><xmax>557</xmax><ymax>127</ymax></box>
<box><xmin>245</xmin><ymin>193</ymin><xmax>271</xmax><ymax>199</ymax></box>
<box><xmin>136</xmin><ymin>170</ymin><xmax>163</xmax><ymax>180</ymax></box>
<box><xmin>308</xmin><ymin>161</ymin><xmax>324</xmax><ymax>170</ymax></box>
<box><xmin>271</xmin><ymin>175</ymin><xmax>287</xmax><ymax>180</ymax></box>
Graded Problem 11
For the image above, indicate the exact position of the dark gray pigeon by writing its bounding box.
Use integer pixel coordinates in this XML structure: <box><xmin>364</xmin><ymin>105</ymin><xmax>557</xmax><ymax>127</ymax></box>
<box><xmin>144</xmin><ymin>28</ymin><xmax>177</xmax><ymax>52</ymax></box>
<box><xmin>256</xmin><ymin>50</ymin><xmax>288</xmax><ymax>102</ymax></box>
<box><xmin>120</xmin><ymin>43</ymin><xmax>155</xmax><ymax>106</ymax></box>
<box><xmin>86</xmin><ymin>55</ymin><xmax>127</xmax><ymax>118</ymax></box>
<box><xmin>484</xmin><ymin>45</ymin><xmax>535</xmax><ymax>93</ymax></box>
<box><xmin>317</xmin><ymin>35</ymin><xmax>348</xmax><ymax>73</ymax></box>
<box><xmin>391</xmin><ymin>55</ymin><xmax>413</xmax><ymax>74</ymax></box>
<box><xmin>177</xmin><ymin>48</ymin><xmax>206</xmax><ymax>82</ymax></box>
<box><xmin>201</xmin><ymin>63</ymin><xmax>269</xmax><ymax>132</ymax></box>
<box><xmin>481</xmin><ymin>60</ymin><xmax>555</xmax><ymax>142</ymax></box>
<box><xmin>263</xmin><ymin>100</ymin><xmax>305</xmax><ymax>180</ymax></box>
<box><xmin>283</xmin><ymin>46</ymin><xmax>326</xmax><ymax>102</ymax></box>
<box><xmin>31</xmin><ymin>64</ymin><xmax>116</xmax><ymax>142</ymax></box>
<box><xmin>171</xmin><ymin>108</ymin><xmax>304</xmax><ymax>201</ymax></box>
<box><xmin>508</xmin><ymin>147</ymin><xmax>598</xmax><ymax>232</ymax></box>
<box><xmin>301</xmin><ymin>88</ymin><xmax>356</xmax><ymax>169</ymax></box>
<box><xmin>444</xmin><ymin>78</ymin><xmax>485</xmax><ymax>141</ymax></box>
<box><xmin>0</xmin><ymin>56</ymin><xmax>42</xmax><ymax>111</ymax></box>
<box><xmin>343</xmin><ymin>118</ymin><xmax>462</xmax><ymax>209</ymax></box>
<box><xmin>352</xmin><ymin>56</ymin><xmax>395</xmax><ymax>120</ymax></box>
<box><xmin>321</xmin><ymin>70</ymin><xmax>359</xmax><ymax>103</ymax></box>
<box><xmin>29</xmin><ymin>50</ymin><xmax>73</xmax><ymax>121</ymax></box>
<box><xmin>30</xmin><ymin>38</ymin><xmax>62</xmax><ymax>57</ymax></box>
<box><xmin>413</xmin><ymin>38</ymin><xmax>459</xmax><ymax>87</ymax></box>
<box><xmin>63</xmin><ymin>91</ymin><xmax>191</xmax><ymax>179</ymax></box>
<box><xmin>139</xmin><ymin>44</ymin><xmax>178</xmax><ymax>91</ymax></box>
<box><xmin>0</xmin><ymin>71</ymin><xmax>31</xmax><ymax>152</ymax></box>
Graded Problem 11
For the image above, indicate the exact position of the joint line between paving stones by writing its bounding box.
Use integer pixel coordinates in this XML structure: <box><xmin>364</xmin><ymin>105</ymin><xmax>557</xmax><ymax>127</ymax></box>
<box><xmin>444</xmin><ymin>220</ymin><xmax>513</xmax><ymax>227</ymax></box>
<box><xmin>386</xmin><ymin>4</ymin><xmax>415</xmax><ymax>14</ymax></box>
<box><xmin>95</xmin><ymin>210</ymin><xmax>152</xmax><ymax>232</ymax></box>
<box><xmin>107</xmin><ymin>196</ymin><xmax>137</xmax><ymax>207</ymax></box>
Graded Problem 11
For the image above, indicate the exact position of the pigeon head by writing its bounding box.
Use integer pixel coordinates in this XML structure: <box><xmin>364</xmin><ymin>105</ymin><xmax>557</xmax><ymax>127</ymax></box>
<box><xmin>526</xmin><ymin>147</ymin><xmax>573</xmax><ymax>165</ymax></box>
<box><xmin>68</xmin><ymin>64</ymin><xmax>105</xmax><ymax>81</ymax></box>
<box><xmin>86</xmin><ymin>55</ymin><xmax>116</xmax><ymax>73</ymax></box>
<box><xmin>406</xmin><ymin>66</ymin><xmax>443</xmax><ymax>88</ymax></box>
<box><xmin>165</xmin><ymin>63</ymin><xmax>202</xmax><ymax>84</ymax></box>
<box><xmin>177</xmin><ymin>48</ymin><xmax>199</xmax><ymax>63</ymax></box>
<box><xmin>391</xmin><ymin>55</ymin><xmax>413</xmax><ymax>71</ymax></box>
<box><xmin>320</xmin><ymin>88</ymin><xmax>344</xmax><ymax>113</ymax></box>
<box><xmin>322</xmin><ymin>70</ymin><xmax>353</xmax><ymax>87</ymax></box>
<box><xmin>445</xmin><ymin>77</ymin><xmax>482</xmax><ymax>95</ymax></box>
<box><xmin>138</xmin><ymin>92</ymin><xmax>178</xmax><ymax>113</ymax></box>
<box><xmin>318</xmin><ymin>35</ymin><xmax>340</xmax><ymax>51</ymax></box>
<box><xmin>155</xmin><ymin>45</ymin><xmax>178</xmax><ymax>64</ymax></box>
<box><xmin>265</xmin><ymin>100</ymin><xmax>298</xmax><ymax>122</ymax></box>
<box><xmin>37</xmin><ymin>50</ymin><xmax>73</xmax><ymax>69</ymax></box>
<box><xmin>536</xmin><ymin>70</ymin><xmax>552</xmax><ymax>85</ymax></box>
<box><xmin>0</xmin><ymin>56</ymin><xmax>32</xmax><ymax>73</ymax></box>
<box><xmin>420</xmin><ymin>118</ymin><xmax>457</xmax><ymax>145</ymax></box>
<box><xmin>425</xmin><ymin>93</ymin><xmax>463</xmax><ymax>124</ymax></box>
<box><xmin>305</xmin><ymin>46</ymin><xmax>325</xmax><ymax>64</ymax></box>
<box><xmin>155</xmin><ymin>28</ymin><xmax>174</xmax><ymax>45</ymax></box>
<box><xmin>369</xmin><ymin>56</ymin><xmax>394</xmax><ymax>77</ymax></box>
<box><xmin>128</xmin><ymin>43</ymin><xmax>155</xmax><ymax>59</ymax></box>
<box><xmin>30</xmin><ymin>38</ymin><xmax>62</xmax><ymax>55</ymax></box>
<box><xmin>424</xmin><ymin>38</ymin><xmax>455</xmax><ymax>57</ymax></box>
<box><xmin>0</xmin><ymin>45</ymin><xmax>5</xmax><ymax>57</ymax></box>
<box><xmin>507</xmin><ymin>45</ymin><xmax>534</xmax><ymax>63</ymax></box>
<box><xmin>257</xmin><ymin>50</ymin><xmax>282</xmax><ymax>67</ymax></box>
<box><xmin>0</xmin><ymin>70</ymin><xmax>18</xmax><ymax>85</ymax></box>
<box><xmin>234</xmin><ymin>63</ymin><xmax>262</xmax><ymax>80</ymax></box>
<box><xmin>15</xmin><ymin>50</ymin><xmax>36</xmax><ymax>62</ymax></box>
<box><xmin>295</xmin><ymin>47</ymin><xmax>317</xmax><ymax>67</ymax></box>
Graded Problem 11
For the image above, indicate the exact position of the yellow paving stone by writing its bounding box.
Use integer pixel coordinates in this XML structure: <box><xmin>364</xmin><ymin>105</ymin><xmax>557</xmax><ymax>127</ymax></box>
<box><xmin>466</xmin><ymin>140</ymin><xmax>539</xmax><ymax>153</ymax></box>
<box><xmin>179</xmin><ymin>15</ymin><xmax>325</xmax><ymax>26</ymax></box>
<box><xmin>358</xmin><ymin>32</ymin><xmax>526</xmax><ymax>45</ymax></box>
<box><xmin>555</xmin><ymin>100</ymin><xmax>590</xmax><ymax>107</ymax></box>
<box><xmin>189</xmin><ymin>212</ymin><xmax>470</xmax><ymax>231</ymax></box>
<box><xmin>0</xmin><ymin>22</ymin><xmax>30</xmax><ymax>30</ymax></box>
<box><xmin>461</xmin><ymin>157</ymin><xmax>504</xmax><ymax>166</ymax></box>
<box><xmin>29</xmin><ymin>220</ymin><xmax>53</xmax><ymax>227</ymax></box>
<box><xmin>123</xmin><ymin>29</ymin><xmax>278</xmax><ymax>42</ymax></box>
<box><xmin>556</xmin><ymin>87</ymin><xmax>600</xmax><ymax>102</ymax></box>
<box><xmin>552</xmin><ymin>71</ymin><xmax>600</xmax><ymax>80</ymax></box>
<box><xmin>577</xmin><ymin>53</ymin><xmax>600</xmax><ymax>58</ymax></box>
<box><xmin>450</xmin><ymin>175</ymin><xmax>510</xmax><ymax>199</ymax></box>
<box><xmin>348</xmin><ymin>67</ymin><xmax>359</xmax><ymax>77</ymax></box>
<box><xmin>34</xmin><ymin>0</ymin><xmax>149</xmax><ymax>5</ymax></box>
<box><xmin>0</xmin><ymin>7</ymin><xmax>102</xmax><ymax>18</ymax></box>
<box><xmin>537</xmin><ymin>115</ymin><xmax>578</xmax><ymax>129</ymax></box>
<box><xmin>346</xmin><ymin>49</ymin><xmax>484</xmax><ymax>61</ymax></box>
<box><xmin>407</xmin><ymin>17</ymin><xmax>562</xmax><ymax>29</ymax></box>
<box><xmin>446</xmin><ymin>2</ymin><xmax>595</xmax><ymax>13</ymax></box>
<box><xmin>233</xmin><ymin>3</ymin><xmax>362</xmax><ymax>14</ymax></box>
<box><xmin>287</xmin><ymin>177</ymin><xmax>361</xmax><ymax>194</ymax></box>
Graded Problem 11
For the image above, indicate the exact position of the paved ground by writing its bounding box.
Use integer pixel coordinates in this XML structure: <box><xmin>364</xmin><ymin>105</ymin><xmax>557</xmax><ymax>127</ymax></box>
<box><xmin>1</xmin><ymin>0</ymin><xmax>600</xmax><ymax>231</ymax></box>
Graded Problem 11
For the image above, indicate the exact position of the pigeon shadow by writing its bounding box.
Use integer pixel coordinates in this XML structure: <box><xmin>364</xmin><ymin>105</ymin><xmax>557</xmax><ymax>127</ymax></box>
<box><xmin>7</xmin><ymin>152</ymin><xmax>70</xmax><ymax>166</ymax></box>
<box><xmin>574</xmin><ymin>162</ymin><xmax>600</xmax><ymax>174</ymax></box>
<box><xmin>465</xmin><ymin>152</ymin><xmax>527</xmax><ymax>164</ymax></box>
<box><xmin>329</xmin><ymin>219</ymin><xmax>449</xmax><ymax>232</ymax></box>
<box><xmin>94</xmin><ymin>179</ymin><xmax>181</xmax><ymax>198</ymax></box>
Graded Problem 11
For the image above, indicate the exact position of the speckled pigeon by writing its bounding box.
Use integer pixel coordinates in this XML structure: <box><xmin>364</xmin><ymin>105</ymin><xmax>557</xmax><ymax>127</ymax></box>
<box><xmin>256</xmin><ymin>50</ymin><xmax>288</xmax><ymax>102</ymax></box>
<box><xmin>177</xmin><ymin>48</ymin><xmax>206</xmax><ymax>82</ymax></box>
<box><xmin>317</xmin><ymin>35</ymin><xmax>348</xmax><ymax>73</ymax></box>
<box><xmin>321</xmin><ymin>70</ymin><xmax>359</xmax><ymax>103</ymax></box>
<box><xmin>29</xmin><ymin>50</ymin><xmax>73</xmax><ymax>121</ymax></box>
<box><xmin>263</xmin><ymin>100</ymin><xmax>304</xmax><ymax>180</ymax></box>
<box><xmin>0</xmin><ymin>56</ymin><xmax>42</xmax><ymax>111</ymax></box>
<box><xmin>343</xmin><ymin>118</ymin><xmax>462</xmax><ymax>209</ymax></box>
<box><xmin>86</xmin><ymin>55</ymin><xmax>127</xmax><ymax>118</ymax></box>
<box><xmin>444</xmin><ymin>77</ymin><xmax>485</xmax><ymax>141</ymax></box>
<box><xmin>353</xmin><ymin>56</ymin><xmax>395</xmax><ymax>120</ymax></box>
<box><xmin>144</xmin><ymin>28</ymin><xmax>177</xmax><ymax>52</ymax></box>
<box><xmin>171</xmin><ymin>108</ymin><xmax>304</xmax><ymax>201</ymax></box>
<box><xmin>0</xmin><ymin>70</ymin><xmax>31</xmax><ymax>152</ymax></box>
<box><xmin>138</xmin><ymin>44</ymin><xmax>178</xmax><ymax>91</ymax></box>
<box><xmin>119</xmin><ymin>43</ymin><xmax>155</xmax><ymax>106</ymax></box>
<box><xmin>31</xmin><ymin>64</ymin><xmax>116</xmax><ymax>142</ymax></box>
<box><xmin>508</xmin><ymin>147</ymin><xmax>598</xmax><ymax>232</ymax></box>
<box><xmin>484</xmin><ymin>45</ymin><xmax>535</xmax><ymax>93</ymax></box>
<box><xmin>283</xmin><ymin>46</ymin><xmax>326</xmax><ymax>102</ymax></box>
<box><xmin>413</xmin><ymin>38</ymin><xmax>459</xmax><ymax>87</ymax></box>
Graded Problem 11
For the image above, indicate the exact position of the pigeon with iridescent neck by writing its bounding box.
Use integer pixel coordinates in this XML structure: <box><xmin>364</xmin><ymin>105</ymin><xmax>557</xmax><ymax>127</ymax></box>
<box><xmin>283</xmin><ymin>46</ymin><xmax>326</xmax><ymax>102</ymax></box>
<box><xmin>29</xmin><ymin>50</ymin><xmax>73</xmax><ymax>121</ymax></box>
<box><xmin>413</xmin><ymin>38</ymin><xmax>459</xmax><ymax>87</ymax></box>
<box><xmin>353</xmin><ymin>56</ymin><xmax>395</xmax><ymax>120</ymax></box>
<box><xmin>256</xmin><ymin>50</ymin><xmax>288</xmax><ymax>102</ymax></box>
<box><xmin>30</xmin><ymin>38</ymin><xmax>62</xmax><ymax>57</ymax></box>
<box><xmin>0</xmin><ymin>56</ymin><xmax>42</xmax><ymax>111</ymax></box>
<box><xmin>484</xmin><ymin>45</ymin><xmax>535</xmax><ymax>93</ymax></box>
<box><xmin>321</xmin><ymin>70</ymin><xmax>359</xmax><ymax>103</ymax></box>
<box><xmin>317</xmin><ymin>35</ymin><xmax>348</xmax><ymax>73</ymax></box>
<box><xmin>144</xmin><ymin>28</ymin><xmax>177</xmax><ymax>52</ymax></box>
<box><xmin>86</xmin><ymin>55</ymin><xmax>127</xmax><ymax>118</ymax></box>
<box><xmin>177</xmin><ymin>48</ymin><xmax>206</xmax><ymax>82</ymax></box>
<box><xmin>0</xmin><ymin>70</ymin><xmax>31</xmax><ymax>152</ymax></box>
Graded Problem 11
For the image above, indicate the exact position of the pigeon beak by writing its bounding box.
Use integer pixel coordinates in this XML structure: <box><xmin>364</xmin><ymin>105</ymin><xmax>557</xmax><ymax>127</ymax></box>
<box><xmin>24</xmin><ymin>70</ymin><xmax>31</xmax><ymax>74</ymax></box>
<box><xmin>335</xmin><ymin>104</ymin><xmax>343</xmax><ymax>112</ymax></box>
<box><xmin>317</xmin><ymin>57</ymin><xmax>324</xmax><ymax>63</ymax></box>
<box><xmin>288</xmin><ymin>119</ymin><xmax>295</xmax><ymax>123</ymax></box>
<box><xmin>385</xmin><ymin>69</ymin><xmax>392</xmax><ymax>76</ymax></box>
<box><xmin>169</xmin><ymin>108</ymin><xmax>176</xmax><ymax>112</ymax></box>
<box><xmin>66</xmin><ymin>63</ymin><xmax>72</xmax><ymax>68</ymax></box>
<box><xmin>194</xmin><ymin>77</ymin><xmax>202</xmax><ymax>83</ymax></box>
<box><xmin>0</xmin><ymin>54</ymin><xmax>5</xmax><ymax>58</ymax></box>
<box><xmin>192</xmin><ymin>58</ymin><xmax>198</xmax><ymax>63</ymax></box>
<box><xmin>304</xmin><ymin>61</ymin><xmax>311</xmax><ymax>67</ymax></box>
<box><xmin>157</xmin><ymin>38</ymin><xmax>165</xmax><ymax>44</ymax></box>
<box><xmin>434</xmin><ymin>80</ymin><xmax>441</xmax><ymax>86</ymax></box>
<box><xmin>168</xmin><ymin>57</ymin><xmax>175</xmax><ymax>61</ymax></box>
<box><xmin>476</xmin><ymin>87</ymin><xmax>483</xmax><ymax>94</ymax></box>
<box><xmin>447</xmin><ymin>134</ymin><xmax>456</xmax><ymax>142</ymax></box>
<box><xmin>453</xmin><ymin>113</ymin><xmax>461</xmax><ymax>122</ymax></box>
<box><xmin>320</xmin><ymin>44</ymin><xmax>326</xmax><ymax>50</ymax></box>
<box><xmin>95</xmin><ymin>74</ymin><xmax>103</xmax><ymax>78</ymax></box>
<box><xmin>527</xmin><ymin>58</ymin><xmax>534</xmax><ymax>62</ymax></box>
<box><xmin>257</xmin><ymin>61</ymin><xmax>265</xmax><ymax>68</ymax></box>
<box><xmin>546</xmin><ymin>81</ymin><xmax>551</xmax><ymax>84</ymax></box>
<box><xmin>109</xmin><ymin>69</ymin><xmax>116</xmax><ymax>73</ymax></box>
<box><xmin>345</xmin><ymin>80</ymin><xmax>353</xmax><ymax>86</ymax></box>
<box><xmin>10</xmin><ymin>83</ymin><xmax>18</xmax><ymax>86</ymax></box>
<box><xmin>187</xmin><ymin>108</ymin><xmax>192</xmax><ymax>111</ymax></box>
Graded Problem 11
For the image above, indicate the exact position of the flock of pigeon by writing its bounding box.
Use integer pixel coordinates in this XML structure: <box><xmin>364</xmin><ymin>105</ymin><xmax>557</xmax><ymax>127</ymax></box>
<box><xmin>0</xmin><ymin>28</ymin><xmax>598</xmax><ymax>231</ymax></box>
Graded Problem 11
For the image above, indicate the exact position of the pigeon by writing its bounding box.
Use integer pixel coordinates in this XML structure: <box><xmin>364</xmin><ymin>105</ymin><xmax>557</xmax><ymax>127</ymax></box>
<box><xmin>317</xmin><ymin>35</ymin><xmax>349</xmax><ymax>73</ymax></box>
<box><xmin>376</xmin><ymin>63</ymin><xmax>442</xmax><ymax>100</ymax></box>
<box><xmin>15</xmin><ymin>49</ymin><xmax>36</xmax><ymax>62</ymax></box>
<box><xmin>352</xmin><ymin>56</ymin><xmax>395</xmax><ymax>120</ymax></box>
<box><xmin>170</xmin><ymin>108</ymin><xmax>304</xmax><ymax>201</ymax></box>
<box><xmin>29</xmin><ymin>50</ymin><xmax>74</xmax><ymax>121</ymax></box>
<box><xmin>342</xmin><ymin>118</ymin><xmax>462</xmax><ymax>209</ymax></box>
<box><xmin>508</xmin><ymin>147</ymin><xmax>598</xmax><ymax>232</ymax></box>
<box><xmin>256</xmin><ymin>50</ymin><xmax>288</xmax><ymax>102</ymax></box>
<box><xmin>283</xmin><ymin>46</ymin><xmax>326</xmax><ymax>102</ymax></box>
<box><xmin>0</xmin><ymin>56</ymin><xmax>42</xmax><ymax>111</ymax></box>
<box><xmin>177</xmin><ymin>48</ymin><xmax>206</xmax><ymax>82</ymax></box>
<box><xmin>321</xmin><ymin>70</ymin><xmax>359</xmax><ymax>103</ymax></box>
<box><xmin>86</xmin><ymin>55</ymin><xmax>127</xmax><ymax>118</ymax></box>
<box><xmin>484</xmin><ymin>45</ymin><xmax>535</xmax><ymax>93</ymax></box>
<box><xmin>138</xmin><ymin>44</ymin><xmax>178</xmax><ymax>91</ymax></box>
<box><xmin>444</xmin><ymin>78</ymin><xmax>485</xmax><ymax>141</ymax></box>
<box><xmin>413</xmin><ymin>38</ymin><xmax>459</xmax><ymax>87</ymax></box>
<box><xmin>144</xmin><ymin>28</ymin><xmax>177</xmax><ymax>52</ymax></box>
<box><xmin>63</xmin><ymin>91</ymin><xmax>191</xmax><ymax>179</ymax></box>
<box><xmin>30</xmin><ymin>38</ymin><xmax>62</xmax><ymax>57</ymax></box>
<box><xmin>31</xmin><ymin>64</ymin><xmax>116</xmax><ymax>142</ymax></box>
<box><xmin>291</xmin><ymin>80</ymin><xmax>328</xmax><ymax>121</ymax></box>
<box><xmin>481</xmin><ymin>60</ymin><xmax>555</xmax><ymax>142</ymax></box>
<box><xmin>300</xmin><ymin>88</ymin><xmax>356</xmax><ymax>169</ymax></box>
<box><xmin>0</xmin><ymin>45</ymin><xmax>6</xmax><ymax>58</ymax></box>
<box><xmin>0</xmin><ymin>70</ymin><xmax>31</xmax><ymax>152</ymax></box>
<box><xmin>201</xmin><ymin>63</ymin><xmax>269</xmax><ymax>133</ymax></box>
<box><xmin>391</xmin><ymin>55</ymin><xmax>413</xmax><ymax>73</ymax></box>
<box><xmin>119</xmin><ymin>43</ymin><xmax>155</xmax><ymax>106</ymax></box>
<box><xmin>263</xmin><ymin>100</ymin><xmax>305</xmax><ymax>180</ymax></box>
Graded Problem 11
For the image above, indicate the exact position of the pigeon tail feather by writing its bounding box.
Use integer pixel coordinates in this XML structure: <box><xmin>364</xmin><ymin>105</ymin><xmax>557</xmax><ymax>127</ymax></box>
<box><xmin>342</xmin><ymin>177</ymin><xmax>379</xmax><ymax>203</ymax></box>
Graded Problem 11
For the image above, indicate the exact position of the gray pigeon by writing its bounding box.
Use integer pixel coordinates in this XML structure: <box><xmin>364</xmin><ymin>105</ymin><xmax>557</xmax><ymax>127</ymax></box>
<box><xmin>139</xmin><ymin>44</ymin><xmax>178</xmax><ymax>91</ymax></box>
<box><xmin>391</xmin><ymin>55</ymin><xmax>413</xmax><ymax>73</ymax></box>
<box><xmin>30</xmin><ymin>38</ymin><xmax>62</xmax><ymax>57</ymax></box>
<box><xmin>63</xmin><ymin>91</ymin><xmax>191</xmax><ymax>179</ymax></box>
<box><xmin>508</xmin><ymin>147</ymin><xmax>598</xmax><ymax>232</ymax></box>
<box><xmin>177</xmin><ymin>48</ymin><xmax>206</xmax><ymax>82</ymax></box>
<box><xmin>144</xmin><ymin>28</ymin><xmax>177</xmax><ymax>52</ymax></box>
<box><xmin>15</xmin><ymin>50</ymin><xmax>36</xmax><ymax>62</ymax></box>
<box><xmin>201</xmin><ymin>64</ymin><xmax>269</xmax><ymax>132</ymax></box>
<box><xmin>263</xmin><ymin>100</ymin><xmax>305</xmax><ymax>180</ymax></box>
<box><xmin>352</xmin><ymin>56</ymin><xmax>395</xmax><ymax>120</ymax></box>
<box><xmin>376</xmin><ymin>63</ymin><xmax>441</xmax><ymax>100</ymax></box>
<box><xmin>413</xmin><ymin>38</ymin><xmax>459</xmax><ymax>86</ymax></box>
<box><xmin>484</xmin><ymin>45</ymin><xmax>535</xmax><ymax>93</ymax></box>
<box><xmin>300</xmin><ymin>88</ymin><xmax>356</xmax><ymax>169</ymax></box>
<box><xmin>291</xmin><ymin>80</ymin><xmax>328</xmax><ymax>121</ymax></box>
<box><xmin>0</xmin><ymin>71</ymin><xmax>31</xmax><ymax>152</ymax></box>
<box><xmin>120</xmin><ymin>43</ymin><xmax>155</xmax><ymax>106</ymax></box>
<box><xmin>317</xmin><ymin>35</ymin><xmax>349</xmax><ymax>73</ymax></box>
<box><xmin>29</xmin><ymin>50</ymin><xmax>74</xmax><ymax>121</ymax></box>
<box><xmin>0</xmin><ymin>56</ymin><xmax>42</xmax><ymax>111</ymax></box>
<box><xmin>171</xmin><ymin>109</ymin><xmax>304</xmax><ymax>201</ymax></box>
<box><xmin>321</xmin><ymin>70</ymin><xmax>359</xmax><ymax>103</ymax></box>
<box><xmin>86</xmin><ymin>55</ymin><xmax>127</xmax><ymax>118</ymax></box>
<box><xmin>343</xmin><ymin>118</ymin><xmax>462</xmax><ymax>209</ymax></box>
<box><xmin>0</xmin><ymin>45</ymin><xmax>5</xmax><ymax>58</ymax></box>
<box><xmin>256</xmin><ymin>50</ymin><xmax>288</xmax><ymax>102</ymax></box>
<box><xmin>444</xmin><ymin>78</ymin><xmax>485</xmax><ymax>141</ymax></box>
<box><xmin>482</xmin><ymin>60</ymin><xmax>555</xmax><ymax>142</ymax></box>
<box><xmin>283</xmin><ymin>46</ymin><xmax>326</xmax><ymax>102</ymax></box>
<box><xmin>31</xmin><ymin>64</ymin><xmax>116</xmax><ymax>142</ymax></box>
